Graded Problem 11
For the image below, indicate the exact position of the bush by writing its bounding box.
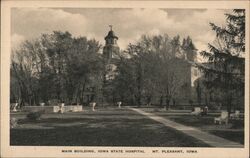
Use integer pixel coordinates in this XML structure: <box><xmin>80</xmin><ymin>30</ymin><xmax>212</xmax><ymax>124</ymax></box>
<box><xmin>48</xmin><ymin>99</ymin><xmax>60</xmax><ymax>106</ymax></box>
<box><xmin>26</xmin><ymin>111</ymin><xmax>44</xmax><ymax>121</ymax></box>
<box><xmin>10</xmin><ymin>118</ymin><xmax>18</xmax><ymax>128</ymax></box>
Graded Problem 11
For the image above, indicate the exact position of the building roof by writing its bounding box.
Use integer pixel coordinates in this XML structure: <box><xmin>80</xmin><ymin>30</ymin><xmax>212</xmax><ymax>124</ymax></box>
<box><xmin>105</xmin><ymin>30</ymin><xmax>118</xmax><ymax>40</ymax></box>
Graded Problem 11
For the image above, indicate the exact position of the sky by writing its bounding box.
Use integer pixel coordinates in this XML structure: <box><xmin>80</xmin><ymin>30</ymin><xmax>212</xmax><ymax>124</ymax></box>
<box><xmin>11</xmin><ymin>8</ymin><xmax>230</xmax><ymax>61</ymax></box>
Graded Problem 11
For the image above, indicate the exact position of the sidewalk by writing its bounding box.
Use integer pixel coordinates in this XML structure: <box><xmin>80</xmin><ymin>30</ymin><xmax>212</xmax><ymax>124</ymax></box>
<box><xmin>130</xmin><ymin>108</ymin><xmax>243</xmax><ymax>148</ymax></box>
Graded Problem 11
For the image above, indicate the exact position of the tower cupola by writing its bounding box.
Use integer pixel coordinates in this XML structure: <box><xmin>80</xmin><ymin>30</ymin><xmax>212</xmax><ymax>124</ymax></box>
<box><xmin>103</xmin><ymin>25</ymin><xmax>120</xmax><ymax>60</ymax></box>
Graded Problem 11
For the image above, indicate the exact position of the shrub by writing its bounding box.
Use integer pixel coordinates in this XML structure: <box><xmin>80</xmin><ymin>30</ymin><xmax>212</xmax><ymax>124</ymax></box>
<box><xmin>48</xmin><ymin>99</ymin><xmax>60</xmax><ymax>106</ymax></box>
<box><xmin>26</xmin><ymin>110</ymin><xmax>44</xmax><ymax>121</ymax></box>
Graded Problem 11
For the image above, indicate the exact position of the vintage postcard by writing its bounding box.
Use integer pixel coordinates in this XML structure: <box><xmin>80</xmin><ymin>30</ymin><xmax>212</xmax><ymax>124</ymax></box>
<box><xmin>1</xmin><ymin>0</ymin><xmax>249</xmax><ymax>158</ymax></box>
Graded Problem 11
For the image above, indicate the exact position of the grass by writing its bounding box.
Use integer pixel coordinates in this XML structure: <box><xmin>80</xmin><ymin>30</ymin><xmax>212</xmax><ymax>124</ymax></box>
<box><xmin>10</xmin><ymin>108</ymin><xmax>210</xmax><ymax>147</ymax></box>
<box><xmin>210</xmin><ymin>130</ymin><xmax>244</xmax><ymax>145</ymax></box>
<box><xmin>160</xmin><ymin>114</ymin><xmax>244</xmax><ymax>144</ymax></box>
<box><xmin>163</xmin><ymin>115</ymin><xmax>216</xmax><ymax>127</ymax></box>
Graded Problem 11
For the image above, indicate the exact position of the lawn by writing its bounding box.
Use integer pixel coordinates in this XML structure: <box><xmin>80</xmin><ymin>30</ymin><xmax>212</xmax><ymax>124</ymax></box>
<box><xmin>10</xmin><ymin>107</ymin><xmax>210</xmax><ymax>147</ymax></box>
<box><xmin>159</xmin><ymin>114</ymin><xmax>244</xmax><ymax>145</ymax></box>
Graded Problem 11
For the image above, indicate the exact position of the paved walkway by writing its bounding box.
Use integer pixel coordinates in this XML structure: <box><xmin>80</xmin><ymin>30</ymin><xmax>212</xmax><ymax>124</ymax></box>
<box><xmin>130</xmin><ymin>108</ymin><xmax>243</xmax><ymax>148</ymax></box>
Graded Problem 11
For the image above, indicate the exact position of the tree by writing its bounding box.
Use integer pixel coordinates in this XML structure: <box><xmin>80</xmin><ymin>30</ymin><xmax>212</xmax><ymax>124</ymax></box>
<box><xmin>114</xmin><ymin>34</ymin><xmax>195</xmax><ymax>108</ymax></box>
<box><xmin>11</xmin><ymin>31</ymin><xmax>103</xmax><ymax>106</ymax></box>
<box><xmin>195</xmin><ymin>78</ymin><xmax>202</xmax><ymax>105</ymax></box>
<box><xmin>11</xmin><ymin>39</ymin><xmax>46</xmax><ymax>106</ymax></box>
<box><xmin>112</xmin><ymin>54</ymin><xmax>137</xmax><ymax>105</ymax></box>
<box><xmin>200</xmin><ymin>9</ymin><xmax>245</xmax><ymax>113</ymax></box>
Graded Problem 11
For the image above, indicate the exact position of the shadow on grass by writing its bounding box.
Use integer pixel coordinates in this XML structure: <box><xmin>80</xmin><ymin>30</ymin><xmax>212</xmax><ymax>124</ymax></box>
<box><xmin>164</xmin><ymin>115</ymin><xmax>244</xmax><ymax>145</ymax></box>
<box><xmin>209</xmin><ymin>131</ymin><xmax>244</xmax><ymax>145</ymax></box>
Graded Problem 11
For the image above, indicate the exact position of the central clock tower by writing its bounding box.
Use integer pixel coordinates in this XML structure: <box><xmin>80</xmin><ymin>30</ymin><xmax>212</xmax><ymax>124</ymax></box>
<box><xmin>102</xmin><ymin>25</ymin><xmax>120</xmax><ymax>104</ymax></box>
<box><xmin>103</xmin><ymin>25</ymin><xmax>120</xmax><ymax>62</ymax></box>
<box><xmin>103</xmin><ymin>25</ymin><xmax>120</xmax><ymax>80</ymax></box>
